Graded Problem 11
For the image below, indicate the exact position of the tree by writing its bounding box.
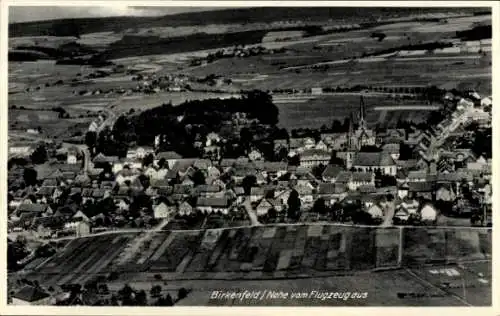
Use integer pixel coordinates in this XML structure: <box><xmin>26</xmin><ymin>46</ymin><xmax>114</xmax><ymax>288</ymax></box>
<box><xmin>85</xmin><ymin>131</ymin><xmax>97</xmax><ymax>152</ymax></box>
<box><xmin>312</xmin><ymin>197</ymin><xmax>327</xmax><ymax>215</ymax></box>
<box><xmin>288</xmin><ymin>154</ymin><xmax>300</xmax><ymax>166</ymax></box>
<box><xmin>312</xmin><ymin>164</ymin><xmax>326</xmax><ymax>179</ymax></box>
<box><xmin>142</xmin><ymin>153</ymin><xmax>154</xmax><ymax>167</ymax></box>
<box><xmin>276</xmin><ymin>147</ymin><xmax>288</xmax><ymax>162</ymax></box>
<box><xmin>192</xmin><ymin>169</ymin><xmax>206</xmax><ymax>186</ymax></box>
<box><xmin>150</xmin><ymin>285</ymin><xmax>162</xmax><ymax>298</ymax></box>
<box><xmin>268</xmin><ymin>208</ymin><xmax>277</xmax><ymax>222</ymax></box>
<box><xmin>30</xmin><ymin>145</ymin><xmax>48</xmax><ymax>164</ymax></box>
<box><xmin>23</xmin><ymin>167</ymin><xmax>38</xmax><ymax>186</ymax></box>
<box><xmin>154</xmin><ymin>274</ymin><xmax>163</xmax><ymax>280</ymax></box>
<box><xmin>135</xmin><ymin>290</ymin><xmax>148</xmax><ymax>306</ymax></box>
<box><xmin>118</xmin><ymin>284</ymin><xmax>134</xmax><ymax>304</ymax></box>
<box><xmin>399</xmin><ymin>142</ymin><xmax>414</xmax><ymax>160</ymax></box>
<box><xmin>287</xmin><ymin>189</ymin><xmax>301</xmax><ymax>220</ymax></box>
<box><xmin>242</xmin><ymin>175</ymin><xmax>257</xmax><ymax>195</ymax></box>
<box><xmin>177</xmin><ymin>288</ymin><xmax>188</xmax><ymax>301</ymax></box>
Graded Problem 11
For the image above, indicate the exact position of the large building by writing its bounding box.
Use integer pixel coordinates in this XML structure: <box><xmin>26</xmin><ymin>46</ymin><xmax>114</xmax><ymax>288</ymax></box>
<box><xmin>299</xmin><ymin>149</ymin><xmax>331</xmax><ymax>168</ymax></box>
<box><xmin>352</xmin><ymin>151</ymin><xmax>397</xmax><ymax>176</ymax></box>
<box><xmin>350</xmin><ymin>97</ymin><xmax>376</xmax><ymax>149</ymax></box>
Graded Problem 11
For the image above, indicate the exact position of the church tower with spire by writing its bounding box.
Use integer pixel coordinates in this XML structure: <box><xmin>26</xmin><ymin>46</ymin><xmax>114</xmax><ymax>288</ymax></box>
<box><xmin>346</xmin><ymin>112</ymin><xmax>356</xmax><ymax>170</ymax></box>
<box><xmin>354</xmin><ymin>95</ymin><xmax>375</xmax><ymax>149</ymax></box>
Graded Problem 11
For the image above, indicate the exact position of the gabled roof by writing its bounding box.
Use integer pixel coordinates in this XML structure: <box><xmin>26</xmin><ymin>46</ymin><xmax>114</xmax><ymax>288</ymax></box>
<box><xmin>41</xmin><ymin>179</ymin><xmax>58</xmax><ymax>187</ymax></box>
<box><xmin>322</xmin><ymin>165</ymin><xmax>344</xmax><ymax>179</ymax></box>
<box><xmin>250</xmin><ymin>187</ymin><xmax>264</xmax><ymax>196</ymax></box>
<box><xmin>196</xmin><ymin>197</ymin><xmax>230</xmax><ymax>208</ymax></box>
<box><xmin>17</xmin><ymin>203</ymin><xmax>49</xmax><ymax>214</ymax></box>
<box><xmin>317</xmin><ymin>183</ymin><xmax>347</xmax><ymax>195</ymax></box>
<box><xmin>36</xmin><ymin>187</ymin><xmax>55</xmax><ymax>196</ymax></box>
<box><xmin>408</xmin><ymin>181</ymin><xmax>434</xmax><ymax>192</ymax></box>
<box><xmin>353</xmin><ymin>152</ymin><xmax>395</xmax><ymax>167</ymax></box>
<box><xmin>352</xmin><ymin>172</ymin><xmax>373</xmax><ymax>182</ymax></box>
<box><xmin>336</xmin><ymin>171</ymin><xmax>352</xmax><ymax>183</ymax></box>
<box><xmin>13</xmin><ymin>286</ymin><xmax>50</xmax><ymax>302</ymax></box>
<box><xmin>196</xmin><ymin>184</ymin><xmax>222</xmax><ymax>193</ymax></box>
<box><xmin>92</xmin><ymin>153</ymin><xmax>119</xmax><ymax>164</ymax></box>
<box><xmin>300</xmin><ymin>149</ymin><xmax>330</xmax><ymax>159</ymax></box>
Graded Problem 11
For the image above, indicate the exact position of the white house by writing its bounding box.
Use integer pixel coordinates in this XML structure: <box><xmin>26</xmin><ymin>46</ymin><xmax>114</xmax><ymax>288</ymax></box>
<box><xmin>420</xmin><ymin>203</ymin><xmax>438</xmax><ymax>222</ymax></box>
<box><xmin>367</xmin><ymin>204</ymin><xmax>384</xmax><ymax>219</ymax></box>
<box><xmin>153</xmin><ymin>202</ymin><xmax>176</xmax><ymax>220</ymax></box>
<box><xmin>248</xmin><ymin>149</ymin><xmax>263</xmax><ymax>161</ymax></box>
<box><xmin>299</xmin><ymin>149</ymin><xmax>331</xmax><ymax>168</ymax></box>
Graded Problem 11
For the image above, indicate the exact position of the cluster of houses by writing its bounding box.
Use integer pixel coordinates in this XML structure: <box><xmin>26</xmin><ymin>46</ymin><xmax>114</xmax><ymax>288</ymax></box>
<box><xmin>7</xmin><ymin>89</ymin><xmax>492</xmax><ymax>240</ymax></box>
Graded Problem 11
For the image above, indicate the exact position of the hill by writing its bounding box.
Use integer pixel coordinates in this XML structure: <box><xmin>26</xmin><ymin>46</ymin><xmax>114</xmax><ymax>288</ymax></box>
<box><xmin>9</xmin><ymin>7</ymin><xmax>486</xmax><ymax>37</ymax></box>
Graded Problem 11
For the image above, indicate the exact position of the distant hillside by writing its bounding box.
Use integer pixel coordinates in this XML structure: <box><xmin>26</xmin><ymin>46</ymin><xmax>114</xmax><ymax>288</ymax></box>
<box><xmin>9</xmin><ymin>7</ymin><xmax>487</xmax><ymax>37</ymax></box>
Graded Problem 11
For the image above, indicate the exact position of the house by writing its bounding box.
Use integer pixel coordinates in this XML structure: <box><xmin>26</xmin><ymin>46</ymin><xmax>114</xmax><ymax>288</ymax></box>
<box><xmin>16</xmin><ymin>203</ymin><xmax>52</xmax><ymax>217</ymax></box>
<box><xmin>153</xmin><ymin>202</ymin><xmax>176</xmax><ymax>220</ymax></box>
<box><xmin>295</xmin><ymin>182</ymin><xmax>314</xmax><ymax>204</ymax></box>
<box><xmin>322</xmin><ymin>165</ymin><xmax>344</xmax><ymax>183</ymax></box>
<box><xmin>255</xmin><ymin>199</ymin><xmax>274</xmax><ymax>217</ymax></box>
<box><xmin>367</xmin><ymin>204</ymin><xmax>384</xmax><ymax>219</ymax></box>
<box><xmin>232</xmin><ymin>187</ymin><xmax>246</xmax><ymax>204</ymax></box>
<box><xmin>315</xmin><ymin>140</ymin><xmax>328</xmax><ymax>151</ymax></box>
<box><xmin>155</xmin><ymin>151</ymin><xmax>183</xmax><ymax>168</ymax></box>
<box><xmin>205</xmin><ymin>132</ymin><xmax>222</xmax><ymax>146</ymax></box>
<box><xmin>436</xmin><ymin>184</ymin><xmax>456</xmax><ymax>202</ymax></box>
<box><xmin>11</xmin><ymin>285</ymin><xmax>51</xmax><ymax>305</ymax></box>
<box><xmin>349</xmin><ymin>172</ymin><xmax>375</xmax><ymax>191</ymax></box>
<box><xmin>178</xmin><ymin>201</ymin><xmax>194</xmax><ymax>216</ymax></box>
<box><xmin>420</xmin><ymin>203</ymin><xmax>438</xmax><ymax>222</ymax></box>
<box><xmin>196</xmin><ymin>197</ymin><xmax>230</xmax><ymax>214</ymax></box>
<box><xmin>274</xmin><ymin>139</ymin><xmax>289</xmax><ymax>153</ymax></box>
<box><xmin>196</xmin><ymin>184</ymin><xmax>224</xmax><ymax>198</ymax></box>
<box><xmin>289</xmin><ymin>137</ymin><xmax>315</xmax><ymax>152</ymax></box>
<box><xmin>248</xmin><ymin>149</ymin><xmax>263</xmax><ymax>161</ymax></box>
<box><xmin>67</xmin><ymin>147</ymin><xmax>79</xmax><ymax>165</ymax></box>
<box><xmin>382</xmin><ymin>143</ymin><xmax>400</xmax><ymax>161</ymax></box>
<box><xmin>127</xmin><ymin>146</ymin><xmax>154</xmax><ymax>160</ymax></box>
<box><xmin>299</xmin><ymin>149</ymin><xmax>331</xmax><ymax>168</ymax></box>
<box><xmin>250</xmin><ymin>187</ymin><xmax>264</xmax><ymax>202</ymax></box>
<box><xmin>261</xmin><ymin>162</ymin><xmax>288</xmax><ymax>179</ymax></box>
<box><xmin>352</xmin><ymin>152</ymin><xmax>396</xmax><ymax>176</ymax></box>
<box><xmin>407</xmin><ymin>171</ymin><xmax>427</xmax><ymax>182</ymax></box>
<box><xmin>397</xmin><ymin>183</ymin><xmax>409</xmax><ymax>199</ymax></box>
<box><xmin>76</xmin><ymin>220</ymin><xmax>91</xmax><ymax>237</ymax></box>
<box><xmin>408</xmin><ymin>182</ymin><xmax>434</xmax><ymax>200</ymax></box>
<box><xmin>320</xmin><ymin>133</ymin><xmax>348</xmax><ymax>150</ymax></box>
<box><xmin>317</xmin><ymin>183</ymin><xmax>348</xmax><ymax>205</ymax></box>
<box><xmin>92</xmin><ymin>153</ymin><xmax>119</xmax><ymax>169</ymax></box>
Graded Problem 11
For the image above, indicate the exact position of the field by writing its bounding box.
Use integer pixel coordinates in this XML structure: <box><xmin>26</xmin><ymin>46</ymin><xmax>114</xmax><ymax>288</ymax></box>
<box><xmin>22</xmin><ymin>225</ymin><xmax>491</xmax><ymax>291</ymax></box>
<box><xmin>273</xmin><ymin>94</ymin><xmax>435</xmax><ymax>129</ymax></box>
<box><xmin>27</xmin><ymin>233</ymin><xmax>139</xmax><ymax>286</ymax></box>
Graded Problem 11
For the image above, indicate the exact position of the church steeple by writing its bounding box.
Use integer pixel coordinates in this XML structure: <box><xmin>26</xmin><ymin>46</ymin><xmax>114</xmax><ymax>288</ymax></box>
<box><xmin>348</xmin><ymin>112</ymin><xmax>354</xmax><ymax>150</ymax></box>
<box><xmin>359</xmin><ymin>95</ymin><xmax>367</xmax><ymax>130</ymax></box>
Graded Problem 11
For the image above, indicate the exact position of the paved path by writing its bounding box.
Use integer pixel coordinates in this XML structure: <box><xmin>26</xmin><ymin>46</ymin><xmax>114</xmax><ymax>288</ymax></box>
<box><xmin>242</xmin><ymin>198</ymin><xmax>261</xmax><ymax>226</ymax></box>
<box><xmin>381</xmin><ymin>202</ymin><xmax>396</xmax><ymax>227</ymax></box>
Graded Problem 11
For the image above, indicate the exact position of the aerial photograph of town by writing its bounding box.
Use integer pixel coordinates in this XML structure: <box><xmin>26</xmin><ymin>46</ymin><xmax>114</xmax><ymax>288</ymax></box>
<box><xmin>6</xmin><ymin>4</ymin><xmax>493</xmax><ymax>307</ymax></box>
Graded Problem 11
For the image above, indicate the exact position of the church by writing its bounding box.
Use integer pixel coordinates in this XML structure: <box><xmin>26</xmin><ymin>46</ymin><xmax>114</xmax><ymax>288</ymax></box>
<box><xmin>348</xmin><ymin>96</ymin><xmax>376</xmax><ymax>150</ymax></box>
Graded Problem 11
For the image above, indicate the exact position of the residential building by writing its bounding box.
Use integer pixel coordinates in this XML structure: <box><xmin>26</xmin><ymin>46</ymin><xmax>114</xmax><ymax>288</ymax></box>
<box><xmin>352</xmin><ymin>152</ymin><xmax>397</xmax><ymax>176</ymax></box>
<box><xmin>196</xmin><ymin>197</ymin><xmax>230</xmax><ymax>214</ymax></box>
<box><xmin>299</xmin><ymin>149</ymin><xmax>331</xmax><ymax>168</ymax></box>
